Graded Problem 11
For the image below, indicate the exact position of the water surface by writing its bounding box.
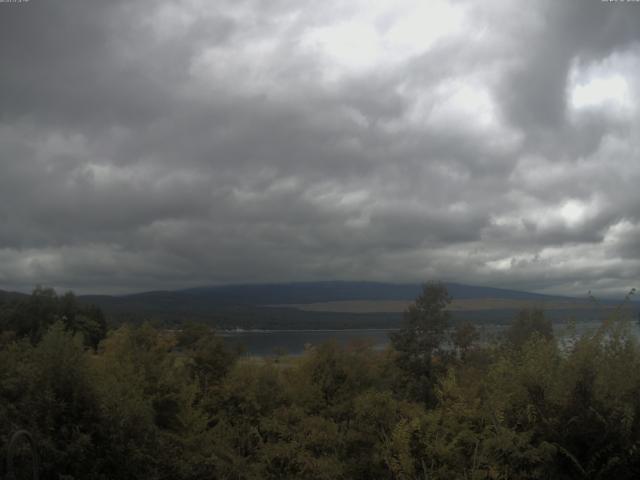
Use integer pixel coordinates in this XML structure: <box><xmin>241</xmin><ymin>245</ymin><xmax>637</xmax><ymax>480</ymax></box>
<box><xmin>220</xmin><ymin>320</ymin><xmax>640</xmax><ymax>356</ymax></box>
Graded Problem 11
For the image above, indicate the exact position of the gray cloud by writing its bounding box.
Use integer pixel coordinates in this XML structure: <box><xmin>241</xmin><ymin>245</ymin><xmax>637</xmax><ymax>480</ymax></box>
<box><xmin>1</xmin><ymin>0</ymin><xmax>639</xmax><ymax>296</ymax></box>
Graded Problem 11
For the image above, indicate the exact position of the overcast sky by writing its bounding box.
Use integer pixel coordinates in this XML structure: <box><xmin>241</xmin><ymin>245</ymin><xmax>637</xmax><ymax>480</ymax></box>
<box><xmin>1</xmin><ymin>0</ymin><xmax>640</xmax><ymax>296</ymax></box>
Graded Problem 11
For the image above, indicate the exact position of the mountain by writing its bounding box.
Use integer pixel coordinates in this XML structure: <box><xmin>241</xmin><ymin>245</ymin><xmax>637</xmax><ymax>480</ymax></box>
<box><xmin>77</xmin><ymin>281</ymin><xmax>562</xmax><ymax>319</ymax></box>
<box><xmin>5</xmin><ymin>283</ymin><xmax>635</xmax><ymax>330</ymax></box>
<box><xmin>107</xmin><ymin>281</ymin><xmax>570</xmax><ymax>305</ymax></box>
<box><xmin>72</xmin><ymin>281</ymin><xmax>636</xmax><ymax>330</ymax></box>
<box><xmin>0</xmin><ymin>289</ymin><xmax>28</xmax><ymax>303</ymax></box>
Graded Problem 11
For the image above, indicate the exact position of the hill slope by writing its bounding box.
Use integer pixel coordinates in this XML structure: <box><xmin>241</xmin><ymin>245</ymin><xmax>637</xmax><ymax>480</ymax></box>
<box><xmin>72</xmin><ymin>281</ymin><xmax>638</xmax><ymax>330</ymax></box>
<box><xmin>124</xmin><ymin>281</ymin><xmax>570</xmax><ymax>305</ymax></box>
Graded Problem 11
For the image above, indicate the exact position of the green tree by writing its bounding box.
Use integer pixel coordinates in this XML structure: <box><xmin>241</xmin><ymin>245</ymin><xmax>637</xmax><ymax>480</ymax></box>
<box><xmin>391</xmin><ymin>282</ymin><xmax>451</xmax><ymax>404</ymax></box>
<box><xmin>451</xmin><ymin>321</ymin><xmax>479</xmax><ymax>360</ymax></box>
<box><xmin>0</xmin><ymin>287</ymin><xmax>107</xmax><ymax>348</ymax></box>
<box><xmin>185</xmin><ymin>329</ymin><xmax>238</xmax><ymax>393</ymax></box>
<box><xmin>505</xmin><ymin>308</ymin><xmax>553</xmax><ymax>350</ymax></box>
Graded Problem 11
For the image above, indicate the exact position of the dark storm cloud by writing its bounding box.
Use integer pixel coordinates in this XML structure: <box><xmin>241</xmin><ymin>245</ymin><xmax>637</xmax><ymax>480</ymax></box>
<box><xmin>0</xmin><ymin>0</ymin><xmax>639</xmax><ymax>295</ymax></box>
<box><xmin>497</xmin><ymin>1</ymin><xmax>639</xmax><ymax>130</ymax></box>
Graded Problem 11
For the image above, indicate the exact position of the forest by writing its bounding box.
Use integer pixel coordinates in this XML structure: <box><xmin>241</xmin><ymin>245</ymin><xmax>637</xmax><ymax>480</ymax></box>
<box><xmin>1</xmin><ymin>284</ymin><xmax>640</xmax><ymax>479</ymax></box>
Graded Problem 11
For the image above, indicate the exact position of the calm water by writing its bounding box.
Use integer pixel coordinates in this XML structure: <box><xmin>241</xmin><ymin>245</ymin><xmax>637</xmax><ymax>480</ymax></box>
<box><xmin>219</xmin><ymin>329</ymin><xmax>395</xmax><ymax>356</ymax></box>
<box><xmin>220</xmin><ymin>320</ymin><xmax>640</xmax><ymax>356</ymax></box>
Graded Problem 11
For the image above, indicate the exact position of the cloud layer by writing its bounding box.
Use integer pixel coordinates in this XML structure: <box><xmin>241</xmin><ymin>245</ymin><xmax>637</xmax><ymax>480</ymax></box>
<box><xmin>1</xmin><ymin>0</ymin><xmax>640</xmax><ymax>295</ymax></box>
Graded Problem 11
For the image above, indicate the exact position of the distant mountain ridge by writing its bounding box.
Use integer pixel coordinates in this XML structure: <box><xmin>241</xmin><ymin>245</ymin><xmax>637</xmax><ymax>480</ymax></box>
<box><xmin>3</xmin><ymin>282</ymin><xmax>636</xmax><ymax>330</ymax></box>
<box><xmin>0</xmin><ymin>281</ymin><xmax>603</xmax><ymax>310</ymax></box>
<box><xmin>0</xmin><ymin>289</ymin><xmax>28</xmax><ymax>302</ymax></box>
<box><xmin>0</xmin><ymin>281</ymin><xmax>603</xmax><ymax>306</ymax></box>
<box><xmin>74</xmin><ymin>281</ymin><xmax>590</xmax><ymax>324</ymax></box>
<box><xmin>129</xmin><ymin>281</ymin><xmax>572</xmax><ymax>304</ymax></box>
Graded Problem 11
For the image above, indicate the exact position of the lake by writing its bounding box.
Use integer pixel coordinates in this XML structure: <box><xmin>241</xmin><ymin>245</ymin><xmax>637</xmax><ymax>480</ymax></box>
<box><xmin>219</xmin><ymin>320</ymin><xmax>640</xmax><ymax>356</ymax></box>
<box><xmin>219</xmin><ymin>328</ymin><xmax>395</xmax><ymax>356</ymax></box>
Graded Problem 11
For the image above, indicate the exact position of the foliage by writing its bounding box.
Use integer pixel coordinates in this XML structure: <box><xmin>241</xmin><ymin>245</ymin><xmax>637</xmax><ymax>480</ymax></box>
<box><xmin>505</xmin><ymin>307</ymin><xmax>553</xmax><ymax>349</ymax></box>
<box><xmin>1</xmin><ymin>287</ymin><xmax>640</xmax><ymax>479</ymax></box>
<box><xmin>452</xmin><ymin>321</ymin><xmax>480</xmax><ymax>359</ymax></box>
<box><xmin>0</xmin><ymin>287</ymin><xmax>107</xmax><ymax>347</ymax></box>
<box><xmin>391</xmin><ymin>281</ymin><xmax>452</xmax><ymax>404</ymax></box>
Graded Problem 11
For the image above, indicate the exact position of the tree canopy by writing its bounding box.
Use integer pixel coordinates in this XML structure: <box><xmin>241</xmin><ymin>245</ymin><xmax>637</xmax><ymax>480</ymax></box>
<box><xmin>2</xmin><ymin>285</ymin><xmax>640</xmax><ymax>479</ymax></box>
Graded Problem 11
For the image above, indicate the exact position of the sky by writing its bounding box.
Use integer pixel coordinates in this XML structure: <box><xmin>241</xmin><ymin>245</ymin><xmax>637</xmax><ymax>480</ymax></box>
<box><xmin>1</xmin><ymin>0</ymin><xmax>640</xmax><ymax>296</ymax></box>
